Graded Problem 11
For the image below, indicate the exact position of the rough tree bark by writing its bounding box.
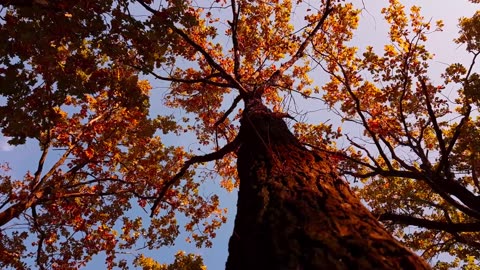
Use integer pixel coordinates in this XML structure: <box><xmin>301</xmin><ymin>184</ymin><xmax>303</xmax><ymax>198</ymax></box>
<box><xmin>226</xmin><ymin>99</ymin><xmax>430</xmax><ymax>270</ymax></box>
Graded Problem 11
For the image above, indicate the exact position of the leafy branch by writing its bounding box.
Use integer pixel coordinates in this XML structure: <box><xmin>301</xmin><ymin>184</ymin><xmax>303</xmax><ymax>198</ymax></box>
<box><xmin>150</xmin><ymin>134</ymin><xmax>241</xmax><ymax>216</ymax></box>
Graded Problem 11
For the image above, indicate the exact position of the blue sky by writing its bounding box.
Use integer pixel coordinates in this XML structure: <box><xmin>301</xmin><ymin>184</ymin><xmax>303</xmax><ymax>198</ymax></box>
<box><xmin>0</xmin><ymin>0</ymin><xmax>478</xmax><ymax>269</ymax></box>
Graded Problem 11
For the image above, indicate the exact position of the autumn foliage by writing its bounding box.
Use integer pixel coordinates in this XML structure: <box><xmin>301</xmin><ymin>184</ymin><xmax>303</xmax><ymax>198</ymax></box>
<box><xmin>314</xmin><ymin>2</ymin><xmax>480</xmax><ymax>268</ymax></box>
<box><xmin>0</xmin><ymin>0</ymin><xmax>478</xmax><ymax>269</ymax></box>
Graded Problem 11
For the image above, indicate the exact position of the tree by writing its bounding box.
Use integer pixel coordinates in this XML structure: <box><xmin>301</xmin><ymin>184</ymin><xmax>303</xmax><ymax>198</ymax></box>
<box><xmin>0</xmin><ymin>0</ymin><xmax>470</xmax><ymax>269</ymax></box>
<box><xmin>313</xmin><ymin>0</ymin><xmax>480</xmax><ymax>268</ymax></box>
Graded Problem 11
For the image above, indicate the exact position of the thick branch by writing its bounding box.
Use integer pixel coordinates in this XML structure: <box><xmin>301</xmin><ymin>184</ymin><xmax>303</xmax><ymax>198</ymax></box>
<box><xmin>32</xmin><ymin>206</ymin><xmax>46</xmax><ymax>270</ymax></box>
<box><xmin>150</xmin><ymin>135</ymin><xmax>241</xmax><ymax>216</ymax></box>
<box><xmin>214</xmin><ymin>95</ymin><xmax>242</xmax><ymax>127</ymax></box>
<box><xmin>0</xmin><ymin>189</ymin><xmax>43</xmax><ymax>227</ymax></box>
<box><xmin>345</xmin><ymin>135</ymin><xmax>382</xmax><ymax>169</ymax></box>
<box><xmin>343</xmin><ymin>166</ymin><xmax>480</xmax><ymax>220</ymax></box>
<box><xmin>133</xmin><ymin>65</ymin><xmax>233</xmax><ymax>88</ymax></box>
<box><xmin>0</xmin><ymin>142</ymin><xmax>65</xmax><ymax>227</ymax></box>
<box><xmin>136</xmin><ymin>0</ymin><xmax>248</xmax><ymax>97</ymax></box>
<box><xmin>0</xmin><ymin>114</ymin><xmax>101</xmax><ymax>227</ymax></box>
<box><xmin>378</xmin><ymin>212</ymin><xmax>480</xmax><ymax>233</ymax></box>
<box><xmin>31</xmin><ymin>142</ymin><xmax>51</xmax><ymax>191</ymax></box>
<box><xmin>0</xmin><ymin>0</ymin><xmax>48</xmax><ymax>7</ymax></box>
<box><xmin>171</xmin><ymin>26</ymin><xmax>247</xmax><ymax>95</ymax></box>
<box><xmin>0</xmin><ymin>148</ymin><xmax>73</xmax><ymax>226</ymax></box>
<box><xmin>230</xmin><ymin>0</ymin><xmax>241</xmax><ymax>80</ymax></box>
<box><xmin>419</xmin><ymin>80</ymin><xmax>448</xmax><ymax>169</ymax></box>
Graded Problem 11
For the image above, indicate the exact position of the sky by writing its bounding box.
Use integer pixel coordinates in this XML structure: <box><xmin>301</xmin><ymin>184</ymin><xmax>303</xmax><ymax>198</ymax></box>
<box><xmin>0</xmin><ymin>0</ymin><xmax>478</xmax><ymax>269</ymax></box>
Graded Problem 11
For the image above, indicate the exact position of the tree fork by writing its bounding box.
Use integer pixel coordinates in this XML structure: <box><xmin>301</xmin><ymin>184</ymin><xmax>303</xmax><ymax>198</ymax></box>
<box><xmin>226</xmin><ymin>99</ymin><xmax>430</xmax><ymax>269</ymax></box>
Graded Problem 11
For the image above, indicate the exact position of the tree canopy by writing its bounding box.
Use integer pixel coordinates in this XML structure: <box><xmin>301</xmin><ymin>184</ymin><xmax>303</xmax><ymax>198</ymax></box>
<box><xmin>0</xmin><ymin>0</ymin><xmax>479</xmax><ymax>269</ymax></box>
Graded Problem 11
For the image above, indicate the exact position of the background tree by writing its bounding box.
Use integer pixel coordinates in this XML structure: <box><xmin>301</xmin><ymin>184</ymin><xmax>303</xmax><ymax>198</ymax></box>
<box><xmin>0</xmin><ymin>0</ymin><xmax>474</xmax><ymax>269</ymax></box>
<box><xmin>307</xmin><ymin>0</ymin><xmax>480</xmax><ymax>268</ymax></box>
<box><xmin>0</xmin><ymin>1</ymin><xmax>225</xmax><ymax>268</ymax></box>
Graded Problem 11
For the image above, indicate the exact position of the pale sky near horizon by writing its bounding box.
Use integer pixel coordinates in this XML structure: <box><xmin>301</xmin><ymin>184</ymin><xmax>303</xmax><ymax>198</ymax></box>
<box><xmin>0</xmin><ymin>0</ymin><xmax>478</xmax><ymax>269</ymax></box>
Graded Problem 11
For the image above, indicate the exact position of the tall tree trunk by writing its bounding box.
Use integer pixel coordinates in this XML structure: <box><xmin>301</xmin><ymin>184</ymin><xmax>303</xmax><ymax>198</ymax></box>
<box><xmin>226</xmin><ymin>100</ymin><xmax>430</xmax><ymax>270</ymax></box>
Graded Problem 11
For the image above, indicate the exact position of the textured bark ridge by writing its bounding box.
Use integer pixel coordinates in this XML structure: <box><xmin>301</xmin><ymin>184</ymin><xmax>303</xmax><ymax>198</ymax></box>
<box><xmin>226</xmin><ymin>100</ymin><xmax>430</xmax><ymax>270</ymax></box>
